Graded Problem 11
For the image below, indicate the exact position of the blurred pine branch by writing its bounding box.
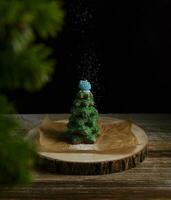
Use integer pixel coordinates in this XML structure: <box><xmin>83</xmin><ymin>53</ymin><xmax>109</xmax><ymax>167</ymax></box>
<box><xmin>0</xmin><ymin>0</ymin><xmax>64</xmax><ymax>185</ymax></box>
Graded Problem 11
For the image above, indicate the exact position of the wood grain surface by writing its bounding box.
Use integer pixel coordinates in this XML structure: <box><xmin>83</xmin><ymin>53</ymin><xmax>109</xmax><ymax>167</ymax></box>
<box><xmin>1</xmin><ymin>114</ymin><xmax>171</xmax><ymax>200</ymax></box>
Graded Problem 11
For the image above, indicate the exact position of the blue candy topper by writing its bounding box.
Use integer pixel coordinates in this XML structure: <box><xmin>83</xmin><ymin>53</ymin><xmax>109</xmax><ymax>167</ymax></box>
<box><xmin>79</xmin><ymin>80</ymin><xmax>91</xmax><ymax>92</ymax></box>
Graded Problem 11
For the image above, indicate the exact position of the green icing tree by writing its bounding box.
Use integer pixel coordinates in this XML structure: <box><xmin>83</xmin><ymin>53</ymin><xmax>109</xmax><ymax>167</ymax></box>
<box><xmin>0</xmin><ymin>0</ymin><xmax>64</xmax><ymax>184</ymax></box>
<box><xmin>67</xmin><ymin>80</ymin><xmax>100</xmax><ymax>144</ymax></box>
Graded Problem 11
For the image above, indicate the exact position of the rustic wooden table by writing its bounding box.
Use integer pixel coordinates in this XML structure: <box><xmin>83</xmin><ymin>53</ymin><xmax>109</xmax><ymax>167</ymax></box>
<box><xmin>1</xmin><ymin>114</ymin><xmax>171</xmax><ymax>200</ymax></box>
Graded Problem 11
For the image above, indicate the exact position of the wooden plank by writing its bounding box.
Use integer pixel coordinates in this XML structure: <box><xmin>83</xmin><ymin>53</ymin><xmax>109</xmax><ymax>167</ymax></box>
<box><xmin>1</xmin><ymin>185</ymin><xmax>171</xmax><ymax>200</ymax></box>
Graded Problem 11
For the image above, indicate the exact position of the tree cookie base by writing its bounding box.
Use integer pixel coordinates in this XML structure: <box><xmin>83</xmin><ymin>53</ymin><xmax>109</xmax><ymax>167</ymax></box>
<box><xmin>27</xmin><ymin>117</ymin><xmax>148</xmax><ymax>175</ymax></box>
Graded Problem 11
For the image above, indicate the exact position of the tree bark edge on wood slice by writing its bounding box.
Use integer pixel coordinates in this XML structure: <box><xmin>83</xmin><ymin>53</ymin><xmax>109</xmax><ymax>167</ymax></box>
<box><xmin>36</xmin><ymin>146</ymin><xmax>148</xmax><ymax>175</ymax></box>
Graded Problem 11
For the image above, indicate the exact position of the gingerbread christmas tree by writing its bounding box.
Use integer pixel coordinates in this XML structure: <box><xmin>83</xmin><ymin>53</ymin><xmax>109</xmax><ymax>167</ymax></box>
<box><xmin>67</xmin><ymin>80</ymin><xmax>100</xmax><ymax>144</ymax></box>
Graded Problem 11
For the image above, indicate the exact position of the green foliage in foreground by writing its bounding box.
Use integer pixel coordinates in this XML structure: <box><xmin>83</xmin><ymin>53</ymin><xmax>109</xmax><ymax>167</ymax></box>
<box><xmin>0</xmin><ymin>0</ymin><xmax>64</xmax><ymax>91</ymax></box>
<box><xmin>0</xmin><ymin>0</ymin><xmax>64</xmax><ymax>184</ymax></box>
<box><xmin>0</xmin><ymin>96</ymin><xmax>36</xmax><ymax>184</ymax></box>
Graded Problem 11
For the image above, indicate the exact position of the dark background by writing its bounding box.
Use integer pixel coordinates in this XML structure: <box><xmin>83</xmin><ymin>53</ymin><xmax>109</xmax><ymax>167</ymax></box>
<box><xmin>7</xmin><ymin>0</ymin><xmax>171</xmax><ymax>113</ymax></box>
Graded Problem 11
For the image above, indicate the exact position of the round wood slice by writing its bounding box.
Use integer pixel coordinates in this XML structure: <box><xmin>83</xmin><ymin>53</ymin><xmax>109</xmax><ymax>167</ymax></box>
<box><xmin>27</xmin><ymin>117</ymin><xmax>148</xmax><ymax>175</ymax></box>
